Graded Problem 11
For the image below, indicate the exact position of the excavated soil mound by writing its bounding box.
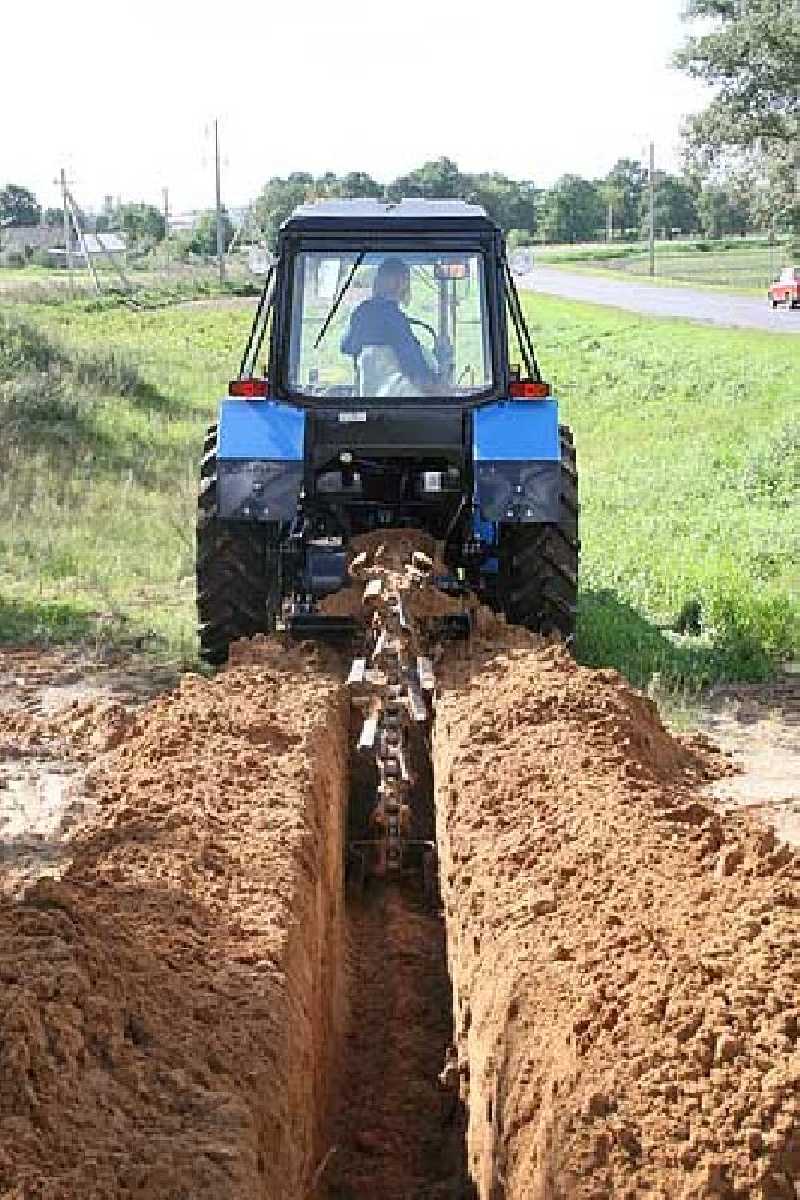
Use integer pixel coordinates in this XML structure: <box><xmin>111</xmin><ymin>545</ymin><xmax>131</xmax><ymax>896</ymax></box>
<box><xmin>0</xmin><ymin>648</ymin><xmax>349</xmax><ymax>1199</ymax></box>
<box><xmin>320</xmin><ymin>529</ymin><xmax>472</xmax><ymax>624</ymax></box>
<box><xmin>434</xmin><ymin>639</ymin><xmax>799</xmax><ymax>1200</ymax></box>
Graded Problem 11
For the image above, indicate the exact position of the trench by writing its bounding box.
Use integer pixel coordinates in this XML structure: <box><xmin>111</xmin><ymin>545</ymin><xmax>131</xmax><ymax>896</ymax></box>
<box><xmin>3</xmin><ymin>634</ymin><xmax>799</xmax><ymax>1199</ymax></box>
<box><xmin>320</xmin><ymin>727</ymin><xmax>473</xmax><ymax>1200</ymax></box>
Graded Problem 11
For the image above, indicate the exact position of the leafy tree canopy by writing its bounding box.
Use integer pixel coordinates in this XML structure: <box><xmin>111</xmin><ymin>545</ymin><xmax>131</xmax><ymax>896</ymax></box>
<box><xmin>255</xmin><ymin>160</ymin><xmax>538</xmax><ymax>247</ymax></box>
<box><xmin>186</xmin><ymin>208</ymin><xmax>234</xmax><ymax>257</ymax></box>
<box><xmin>539</xmin><ymin>175</ymin><xmax>605</xmax><ymax>244</ymax></box>
<box><xmin>675</xmin><ymin>0</ymin><xmax>800</xmax><ymax>148</ymax></box>
<box><xmin>603</xmin><ymin>159</ymin><xmax>647</xmax><ymax>233</ymax></box>
<box><xmin>115</xmin><ymin>202</ymin><xmax>165</xmax><ymax>243</ymax></box>
<box><xmin>675</xmin><ymin>0</ymin><xmax>800</xmax><ymax>230</ymax></box>
<box><xmin>0</xmin><ymin>184</ymin><xmax>41</xmax><ymax>227</ymax></box>
<box><xmin>642</xmin><ymin>174</ymin><xmax>700</xmax><ymax>237</ymax></box>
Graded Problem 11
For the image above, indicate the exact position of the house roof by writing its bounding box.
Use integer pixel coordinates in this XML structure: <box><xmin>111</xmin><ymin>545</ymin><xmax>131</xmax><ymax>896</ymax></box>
<box><xmin>82</xmin><ymin>233</ymin><xmax>126</xmax><ymax>253</ymax></box>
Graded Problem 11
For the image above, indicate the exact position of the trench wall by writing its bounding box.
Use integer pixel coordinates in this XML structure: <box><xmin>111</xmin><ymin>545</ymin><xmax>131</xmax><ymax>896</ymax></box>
<box><xmin>0</xmin><ymin>651</ymin><xmax>349</xmax><ymax>1199</ymax></box>
<box><xmin>433</xmin><ymin>639</ymin><xmax>799</xmax><ymax>1200</ymax></box>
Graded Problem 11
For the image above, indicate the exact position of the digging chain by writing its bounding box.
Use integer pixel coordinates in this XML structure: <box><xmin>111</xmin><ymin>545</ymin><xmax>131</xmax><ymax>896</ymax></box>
<box><xmin>347</xmin><ymin>549</ymin><xmax>437</xmax><ymax>879</ymax></box>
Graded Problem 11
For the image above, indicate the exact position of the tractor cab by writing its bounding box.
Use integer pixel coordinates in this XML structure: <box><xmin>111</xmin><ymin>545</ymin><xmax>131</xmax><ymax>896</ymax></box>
<box><xmin>197</xmin><ymin>200</ymin><xmax>577</xmax><ymax>664</ymax></box>
<box><xmin>239</xmin><ymin>200</ymin><xmax>543</xmax><ymax>402</ymax></box>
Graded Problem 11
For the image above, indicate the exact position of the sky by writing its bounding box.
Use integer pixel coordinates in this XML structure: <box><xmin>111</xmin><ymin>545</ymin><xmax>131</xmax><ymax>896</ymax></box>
<box><xmin>1</xmin><ymin>0</ymin><xmax>712</xmax><ymax>216</ymax></box>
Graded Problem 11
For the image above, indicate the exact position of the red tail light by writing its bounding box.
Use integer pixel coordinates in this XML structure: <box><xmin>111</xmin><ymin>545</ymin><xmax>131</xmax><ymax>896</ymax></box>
<box><xmin>228</xmin><ymin>378</ymin><xmax>269</xmax><ymax>398</ymax></box>
<box><xmin>509</xmin><ymin>380</ymin><xmax>551</xmax><ymax>399</ymax></box>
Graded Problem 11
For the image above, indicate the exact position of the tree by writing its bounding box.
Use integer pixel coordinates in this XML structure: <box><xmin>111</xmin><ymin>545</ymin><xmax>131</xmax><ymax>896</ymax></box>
<box><xmin>254</xmin><ymin>173</ymin><xmax>314</xmax><ymax>247</ymax></box>
<box><xmin>0</xmin><ymin>184</ymin><xmax>41</xmax><ymax>226</ymax></box>
<box><xmin>539</xmin><ymin>175</ymin><xmax>605</xmax><ymax>243</ymax></box>
<box><xmin>116</xmin><ymin>202</ymin><xmax>165</xmax><ymax>243</ymax></box>
<box><xmin>675</xmin><ymin>0</ymin><xmax>800</xmax><ymax>230</ymax></box>
<box><xmin>339</xmin><ymin>171</ymin><xmax>383</xmax><ymax>199</ymax></box>
<box><xmin>187</xmin><ymin>208</ymin><xmax>234</xmax><ymax>257</ymax></box>
<box><xmin>388</xmin><ymin>157</ymin><xmax>464</xmax><ymax>201</ymax></box>
<box><xmin>603</xmin><ymin>159</ymin><xmax>647</xmax><ymax>236</ymax></box>
<box><xmin>43</xmin><ymin>207</ymin><xmax>63</xmax><ymax>227</ymax></box>
<box><xmin>467</xmin><ymin>173</ymin><xmax>537</xmax><ymax>235</ymax></box>
<box><xmin>697</xmin><ymin>184</ymin><xmax>751</xmax><ymax>238</ymax></box>
<box><xmin>642</xmin><ymin>174</ymin><xmax>700</xmax><ymax>238</ymax></box>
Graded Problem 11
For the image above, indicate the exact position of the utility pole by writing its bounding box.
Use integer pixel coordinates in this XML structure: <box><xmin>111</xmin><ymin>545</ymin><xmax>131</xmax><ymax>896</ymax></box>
<box><xmin>649</xmin><ymin>141</ymin><xmax>656</xmax><ymax>278</ymax></box>
<box><xmin>162</xmin><ymin>186</ymin><xmax>170</xmax><ymax>275</ymax></box>
<box><xmin>60</xmin><ymin>167</ymin><xmax>74</xmax><ymax>296</ymax></box>
<box><xmin>214</xmin><ymin>119</ymin><xmax>225</xmax><ymax>284</ymax></box>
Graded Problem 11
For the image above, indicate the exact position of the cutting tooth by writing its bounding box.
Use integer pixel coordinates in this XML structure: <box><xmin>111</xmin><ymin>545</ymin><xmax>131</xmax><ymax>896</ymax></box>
<box><xmin>358</xmin><ymin>716</ymin><xmax>378</xmax><ymax>750</ymax></box>
<box><xmin>347</xmin><ymin>657</ymin><xmax>366</xmax><ymax>686</ymax></box>
<box><xmin>416</xmin><ymin>656</ymin><xmax>435</xmax><ymax>691</ymax></box>
<box><xmin>407</xmin><ymin>682</ymin><xmax>428</xmax><ymax>722</ymax></box>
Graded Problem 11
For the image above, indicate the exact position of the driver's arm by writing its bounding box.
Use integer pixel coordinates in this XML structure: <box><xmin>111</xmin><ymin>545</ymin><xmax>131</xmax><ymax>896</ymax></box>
<box><xmin>391</xmin><ymin>310</ymin><xmax>438</xmax><ymax>390</ymax></box>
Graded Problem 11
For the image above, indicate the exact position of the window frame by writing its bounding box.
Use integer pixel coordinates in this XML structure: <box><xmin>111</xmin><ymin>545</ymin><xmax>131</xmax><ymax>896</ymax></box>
<box><xmin>270</xmin><ymin>234</ymin><xmax>505</xmax><ymax>408</ymax></box>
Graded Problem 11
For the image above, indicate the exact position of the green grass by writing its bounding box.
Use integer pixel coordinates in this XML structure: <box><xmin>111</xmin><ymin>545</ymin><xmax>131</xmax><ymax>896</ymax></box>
<box><xmin>0</xmin><ymin>303</ymin><xmax>251</xmax><ymax>658</ymax></box>
<box><xmin>535</xmin><ymin>238</ymin><xmax>793</xmax><ymax>292</ymax></box>
<box><xmin>0</xmin><ymin>290</ymin><xmax>797</xmax><ymax>688</ymax></box>
<box><xmin>522</xmin><ymin>293</ymin><xmax>800</xmax><ymax>686</ymax></box>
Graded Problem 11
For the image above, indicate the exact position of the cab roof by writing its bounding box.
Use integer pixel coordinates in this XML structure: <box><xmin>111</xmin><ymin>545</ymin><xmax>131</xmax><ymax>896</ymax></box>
<box><xmin>282</xmin><ymin>197</ymin><xmax>497</xmax><ymax>236</ymax></box>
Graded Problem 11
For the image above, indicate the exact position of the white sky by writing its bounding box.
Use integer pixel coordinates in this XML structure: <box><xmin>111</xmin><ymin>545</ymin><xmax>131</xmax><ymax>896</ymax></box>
<box><xmin>1</xmin><ymin>0</ymin><xmax>712</xmax><ymax>215</ymax></box>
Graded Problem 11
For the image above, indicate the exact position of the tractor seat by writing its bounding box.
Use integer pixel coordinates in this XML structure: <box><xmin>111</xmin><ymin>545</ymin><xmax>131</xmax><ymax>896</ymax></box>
<box><xmin>356</xmin><ymin>345</ymin><xmax>418</xmax><ymax>398</ymax></box>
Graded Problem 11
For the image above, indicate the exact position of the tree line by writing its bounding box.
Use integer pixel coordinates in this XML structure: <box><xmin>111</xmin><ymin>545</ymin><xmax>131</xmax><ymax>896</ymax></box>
<box><xmin>0</xmin><ymin>153</ymin><xmax>788</xmax><ymax>263</ymax></box>
<box><xmin>250</xmin><ymin>157</ymin><xmax>769</xmax><ymax>247</ymax></box>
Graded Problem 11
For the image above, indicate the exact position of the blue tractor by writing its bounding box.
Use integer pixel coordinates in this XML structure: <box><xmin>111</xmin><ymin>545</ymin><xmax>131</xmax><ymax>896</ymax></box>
<box><xmin>197</xmin><ymin>200</ymin><xmax>578</xmax><ymax>663</ymax></box>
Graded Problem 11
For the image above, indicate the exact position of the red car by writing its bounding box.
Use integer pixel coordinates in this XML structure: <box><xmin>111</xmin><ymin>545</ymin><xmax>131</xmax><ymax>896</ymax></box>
<box><xmin>768</xmin><ymin>266</ymin><xmax>800</xmax><ymax>309</ymax></box>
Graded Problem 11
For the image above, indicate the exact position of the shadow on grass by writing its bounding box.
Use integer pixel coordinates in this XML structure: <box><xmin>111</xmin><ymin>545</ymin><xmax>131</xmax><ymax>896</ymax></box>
<box><xmin>1</xmin><ymin>309</ymin><xmax>193</xmax><ymax>421</ymax></box>
<box><xmin>577</xmin><ymin>588</ymin><xmax>776</xmax><ymax>692</ymax></box>
<box><xmin>0</xmin><ymin>596</ymin><xmax>95</xmax><ymax>645</ymax></box>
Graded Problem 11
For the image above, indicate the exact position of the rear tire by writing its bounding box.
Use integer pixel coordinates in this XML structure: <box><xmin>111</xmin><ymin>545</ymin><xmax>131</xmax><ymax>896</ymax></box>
<box><xmin>196</xmin><ymin>424</ymin><xmax>282</xmax><ymax>666</ymax></box>
<box><xmin>496</xmin><ymin>425</ymin><xmax>579</xmax><ymax>645</ymax></box>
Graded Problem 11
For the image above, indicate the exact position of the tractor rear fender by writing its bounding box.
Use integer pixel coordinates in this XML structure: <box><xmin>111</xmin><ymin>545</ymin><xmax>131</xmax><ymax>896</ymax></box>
<box><xmin>473</xmin><ymin>397</ymin><xmax>561</xmax><ymax>525</ymax></box>
<box><xmin>216</xmin><ymin>398</ymin><xmax>304</xmax><ymax>522</ymax></box>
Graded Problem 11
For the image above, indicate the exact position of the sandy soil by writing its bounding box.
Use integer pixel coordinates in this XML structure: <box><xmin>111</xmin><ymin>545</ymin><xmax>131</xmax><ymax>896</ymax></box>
<box><xmin>0</xmin><ymin>624</ymin><xmax>798</xmax><ymax>1199</ymax></box>
<box><xmin>696</xmin><ymin>680</ymin><xmax>800</xmax><ymax>848</ymax></box>
<box><xmin>0</xmin><ymin>643</ymin><xmax>349</xmax><ymax>1198</ymax></box>
<box><xmin>434</xmin><ymin>634</ymin><xmax>799</xmax><ymax>1199</ymax></box>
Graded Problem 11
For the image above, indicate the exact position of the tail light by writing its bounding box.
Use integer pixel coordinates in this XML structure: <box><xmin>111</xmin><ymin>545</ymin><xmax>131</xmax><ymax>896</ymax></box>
<box><xmin>509</xmin><ymin>380</ymin><xmax>551</xmax><ymax>399</ymax></box>
<box><xmin>228</xmin><ymin>378</ymin><xmax>269</xmax><ymax>398</ymax></box>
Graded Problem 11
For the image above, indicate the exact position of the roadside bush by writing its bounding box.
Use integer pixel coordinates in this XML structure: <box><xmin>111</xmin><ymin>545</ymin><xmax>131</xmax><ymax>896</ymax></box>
<box><xmin>0</xmin><ymin>250</ymin><xmax>26</xmax><ymax>268</ymax></box>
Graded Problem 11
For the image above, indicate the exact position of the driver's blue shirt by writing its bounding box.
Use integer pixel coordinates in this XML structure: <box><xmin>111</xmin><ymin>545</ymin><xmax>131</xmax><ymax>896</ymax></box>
<box><xmin>341</xmin><ymin>297</ymin><xmax>436</xmax><ymax>387</ymax></box>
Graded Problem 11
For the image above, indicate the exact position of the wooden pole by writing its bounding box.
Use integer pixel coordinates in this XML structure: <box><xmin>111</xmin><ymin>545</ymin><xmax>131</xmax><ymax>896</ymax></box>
<box><xmin>60</xmin><ymin>168</ymin><xmax>74</xmax><ymax>295</ymax></box>
<box><xmin>649</xmin><ymin>141</ymin><xmax>656</xmax><ymax>278</ymax></box>
<box><xmin>162</xmin><ymin>186</ymin><xmax>170</xmax><ymax>275</ymax></box>
<box><xmin>215</xmin><ymin>120</ymin><xmax>225</xmax><ymax>285</ymax></box>
<box><xmin>67</xmin><ymin>195</ymin><xmax>101</xmax><ymax>293</ymax></box>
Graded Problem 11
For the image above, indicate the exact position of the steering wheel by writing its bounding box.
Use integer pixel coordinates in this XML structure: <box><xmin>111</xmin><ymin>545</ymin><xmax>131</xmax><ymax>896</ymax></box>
<box><xmin>408</xmin><ymin>318</ymin><xmax>454</xmax><ymax>384</ymax></box>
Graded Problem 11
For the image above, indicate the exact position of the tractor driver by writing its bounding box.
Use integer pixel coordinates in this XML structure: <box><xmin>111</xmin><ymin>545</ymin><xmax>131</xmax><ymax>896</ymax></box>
<box><xmin>341</xmin><ymin>257</ymin><xmax>438</xmax><ymax>393</ymax></box>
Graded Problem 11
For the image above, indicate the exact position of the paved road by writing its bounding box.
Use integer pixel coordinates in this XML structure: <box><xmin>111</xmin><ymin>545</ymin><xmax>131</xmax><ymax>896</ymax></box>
<box><xmin>519</xmin><ymin>266</ymin><xmax>800</xmax><ymax>334</ymax></box>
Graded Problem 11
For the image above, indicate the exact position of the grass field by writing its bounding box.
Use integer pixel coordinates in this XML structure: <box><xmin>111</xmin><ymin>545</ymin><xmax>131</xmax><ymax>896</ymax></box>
<box><xmin>0</xmin><ymin>290</ymin><xmax>797</xmax><ymax>689</ymax></box>
<box><xmin>536</xmin><ymin>238</ymin><xmax>794</xmax><ymax>292</ymax></box>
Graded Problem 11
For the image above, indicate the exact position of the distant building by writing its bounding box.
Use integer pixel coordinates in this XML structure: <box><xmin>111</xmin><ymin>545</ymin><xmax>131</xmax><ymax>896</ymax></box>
<box><xmin>0</xmin><ymin>225</ymin><xmax>62</xmax><ymax>253</ymax></box>
<box><xmin>48</xmin><ymin>231</ymin><xmax>127</xmax><ymax>268</ymax></box>
<box><xmin>169</xmin><ymin>210</ymin><xmax>202</xmax><ymax>233</ymax></box>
